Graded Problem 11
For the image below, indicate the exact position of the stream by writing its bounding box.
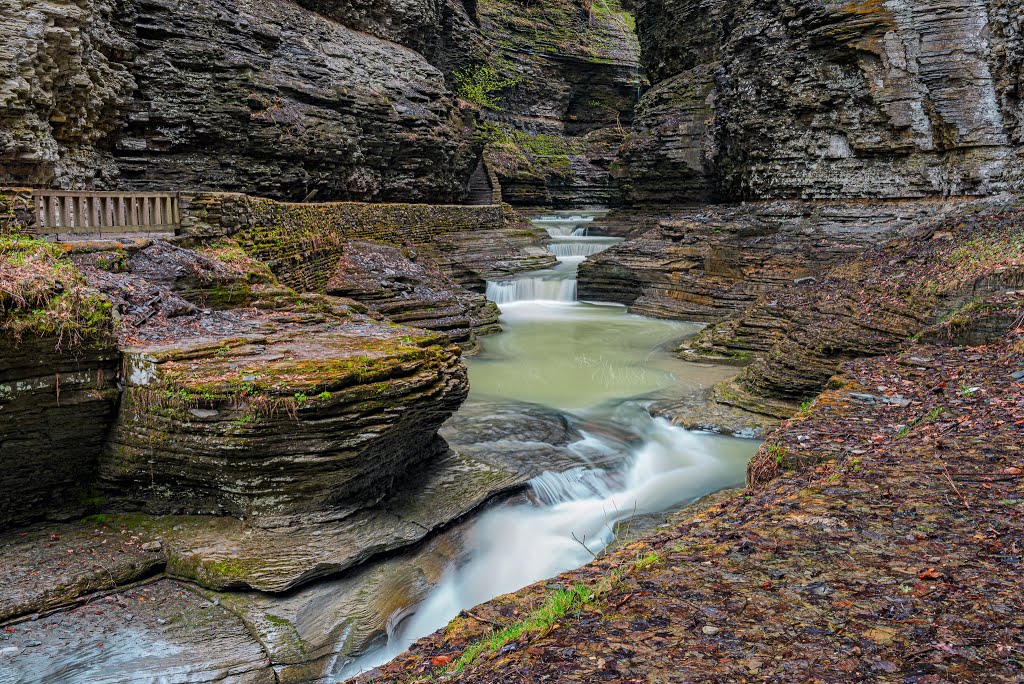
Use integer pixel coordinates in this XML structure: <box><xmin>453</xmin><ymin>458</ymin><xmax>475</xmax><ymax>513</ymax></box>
<box><xmin>337</xmin><ymin>211</ymin><xmax>759</xmax><ymax>679</ymax></box>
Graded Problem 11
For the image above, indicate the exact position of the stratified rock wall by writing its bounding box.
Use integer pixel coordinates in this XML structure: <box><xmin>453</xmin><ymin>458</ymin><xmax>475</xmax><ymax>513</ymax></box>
<box><xmin>0</xmin><ymin>0</ymin><xmax>478</xmax><ymax>202</ymax></box>
<box><xmin>0</xmin><ymin>0</ymin><xmax>136</xmax><ymax>188</ymax></box>
<box><xmin>475</xmin><ymin>0</ymin><xmax>644</xmax><ymax>206</ymax></box>
<box><xmin>619</xmin><ymin>0</ymin><xmax>1024</xmax><ymax>202</ymax></box>
<box><xmin>294</xmin><ymin>0</ymin><xmax>488</xmax><ymax>79</ymax></box>
<box><xmin>0</xmin><ymin>336</ymin><xmax>120</xmax><ymax>529</ymax></box>
<box><xmin>104</xmin><ymin>326</ymin><xmax>468</xmax><ymax>524</ymax></box>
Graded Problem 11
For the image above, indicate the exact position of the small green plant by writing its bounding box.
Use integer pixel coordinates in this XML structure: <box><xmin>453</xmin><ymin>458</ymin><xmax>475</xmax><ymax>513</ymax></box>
<box><xmin>633</xmin><ymin>551</ymin><xmax>664</xmax><ymax>571</ymax></box>
<box><xmin>766</xmin><ymin>444</ymin><xmax>788</xmax><ymax>464</ymax></box>
<box><xmin>433</xmin><ymin>583</ymin><xmax>595</xmax><ymax>678</ymax></box>
<box><xmin>454</xmin><ymin>65</ymin><xmax>519</xmax><ymax>110</ymax></box>
<box><xmin>896</xmin><ymin>406</ymin><xmax>945</xmax><ymax>438</ymax></box>
<box><xmin>293</xmin><ymin>392</ymin><xmax>308</xmax><ymax>404</ymax></box>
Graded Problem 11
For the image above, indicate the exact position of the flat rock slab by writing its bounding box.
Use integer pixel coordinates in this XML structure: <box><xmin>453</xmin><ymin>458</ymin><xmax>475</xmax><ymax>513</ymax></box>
<box><xmin>0</xmin><ymin>580</ymin><xmax>273</xmax><ymax>684</ymax></box>
<box><xmin>0</xmin><ymin>523</ymin><xmax>165</xmax><ymax>623</ymax></box>
<box><xmin>210</xmin><ymin>523</ymin><xmax>472</xmax><ymax>683</ymax></box>
<box><xmin>101</xmin><ymin>448</ymin><xmax>525</xmax><ymax>593</ymax></box>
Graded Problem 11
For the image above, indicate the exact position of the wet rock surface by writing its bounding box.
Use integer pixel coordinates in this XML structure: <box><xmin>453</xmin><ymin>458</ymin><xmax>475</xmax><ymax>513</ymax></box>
<box><xmin>0</xmin><ymin>522</ymin><xmax>165</xmax><ymax>623</ymax></box>
<box><xmin>0</xmin><ymin>580</ymin><xmax>275</xmax><ymax>684</ymax></box>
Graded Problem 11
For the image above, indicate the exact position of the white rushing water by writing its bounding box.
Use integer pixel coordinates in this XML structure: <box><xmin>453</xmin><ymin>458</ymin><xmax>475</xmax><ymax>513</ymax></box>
<box><xmin>546</xmin><ymin>237</ymin><xmax>618</xmax><ymax>258</ymax></box>
<box><xmin>336</xmin><ymin>210</ymin><xmax>758</xmax><ymax>680</ymax></box>
<box><xmin>483</xmin><ymin>220</ymin><xmax>621</xmax><ymax>305</ymax></box>
<box><xmin>485</xmin><ymin>273</ymin><xmax>577</xmax><ymax>304</ymax></box>
<box><xmin>338</xmin><ymin>413</ymin><xmax>749</xmax><ymax>678</ymax></box>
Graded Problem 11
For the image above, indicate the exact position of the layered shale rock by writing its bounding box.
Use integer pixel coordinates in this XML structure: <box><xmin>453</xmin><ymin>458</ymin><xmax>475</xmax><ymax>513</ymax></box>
<box><xmin>693</xmin><ymin>203</ymin><xmax>1024</xmax><ymax>419</ymax></box>
<box><xmin>103</xmin><ymin>319</ymin><xmax>467</xmax><ymax>524</ymax></box>
<box><xmin>578</xmin><ymin>199</ymin><xmax>952</xmax><ymax>321</ymax></box>
<box><xmin>0</xmin><ymin>0</ymin><xmax>478</xmax><ymax>202</ymax></box>
<box><xmin>0</xmin><ymin>336</ymin><xmax>119</xmax><ymax>529</ymax></box>
<box><xmin>471</xmin><ymin>0</ymin><xmax>643</xmax><ymax>206</ymax></box>
<box><xmin>293</xmin><ymin>0</ymin><xmax>488</xmax><ymax>80</ymax></box>
<box><xmin>618</xmin><ymin>0</ymin><xmax>1024</xmax><ymax>202</ymax></box>
<box><xmin>0</xmin><ymin>238</ymin><xmax>120</xmax><ymax>529</ymax></box>
<box><xmin>182</xmin><ymin>193</ymin><xmax>556</xmax><ymax>298</ymax></box>
<box><xmin>325</xmin><ymin>241</ymin><xmax>501</xmax><ymax>346</ymax></box>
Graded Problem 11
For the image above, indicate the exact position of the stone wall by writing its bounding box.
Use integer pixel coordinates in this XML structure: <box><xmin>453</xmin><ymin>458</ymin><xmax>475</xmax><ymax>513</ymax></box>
<box><xmin>180</xmin><ymin>193</ymin><xmax>507</xmax><ymax>292</ymax></box>
<box><xmin>0</xmin><ymin>188</ymin><xmax>34</xmax><ymax>235</ymax></box>
<box><xmin>618</xmin><ymin>0</ymin><xmax>1024</xmax><ymax>202</ymax></box>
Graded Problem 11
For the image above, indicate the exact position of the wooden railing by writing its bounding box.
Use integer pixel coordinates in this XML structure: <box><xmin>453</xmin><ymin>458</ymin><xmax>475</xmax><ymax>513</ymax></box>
<box><xmin>33</xmin><ymin>191</ymin><xmax>180</xmax><ymax>237</ymax></box>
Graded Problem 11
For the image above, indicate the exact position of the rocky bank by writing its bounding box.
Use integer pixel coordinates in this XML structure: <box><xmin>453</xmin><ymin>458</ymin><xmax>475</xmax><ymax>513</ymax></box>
<box><xmin>357</xmin><ymin>325</ymin><xmax>1024</xmax><ymax>684</ymax></box>
<box><xmin>0</xmin><ymin>191</ymin><xmax>562</xmax><ymax>680</ymax></box>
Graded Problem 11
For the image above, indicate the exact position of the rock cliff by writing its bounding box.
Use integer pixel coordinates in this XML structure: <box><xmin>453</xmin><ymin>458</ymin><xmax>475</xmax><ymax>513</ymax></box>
<box><xmin>617</xmin><ymin>0</ymin><xmax>1024</xmax><ymax>202</ymax></box>
<box><xmin>0</xmin><ymin>0</ymin><xmax>479</xmax><ymax>201</ymax></box>
<box><xmin>471</xmin><ymin>0</ymin><xmax>644</xmax><ymax>206</ymax></box>
<box><xmin>0</xmin><ymin>238</ymin><xmax>120</xmax><ymax>529</ymax></box>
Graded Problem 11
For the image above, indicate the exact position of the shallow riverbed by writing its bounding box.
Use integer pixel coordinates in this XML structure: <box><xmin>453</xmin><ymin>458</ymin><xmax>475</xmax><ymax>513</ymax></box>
<box><xmin>337</xmin><ymin>212</ymin><xmax>759</xmax><ymax>678</ymax></box>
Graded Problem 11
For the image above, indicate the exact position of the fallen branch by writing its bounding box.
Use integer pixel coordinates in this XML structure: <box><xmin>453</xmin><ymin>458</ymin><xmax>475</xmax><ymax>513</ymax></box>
<box><xmin>462</xmin><ymin>609</ymin><xmax>506</xmax><ymax>630</ymax></box>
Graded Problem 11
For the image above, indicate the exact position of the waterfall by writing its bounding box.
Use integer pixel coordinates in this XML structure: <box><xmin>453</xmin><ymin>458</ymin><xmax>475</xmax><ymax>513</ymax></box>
<box><xmin>534</xmin><ymin>214</ymin><xmax>597</xmax><ymax>238</ymax></box>
<box><xmin>536</xmin><ymin>215</ymin><xmax>595</xmax><ymax>224</ymax></box>
<box><xmin>336</xmin><ymin>417</ymin><xmax>746</xmax><ymax>679</ymax></box>
<box><xmin>547</xmin><ymin>239</ymin><xmax>617</xmax><ymax>258</ymax></box>
<box><xmin>486</xmin><ymin>276</ymin><xmax>577</xmax><ymax>304</ymax></box>
<box><xmin>483</xmin><ymin>223</ymin><xmax>621</xmax><ymax>305</ymax></box>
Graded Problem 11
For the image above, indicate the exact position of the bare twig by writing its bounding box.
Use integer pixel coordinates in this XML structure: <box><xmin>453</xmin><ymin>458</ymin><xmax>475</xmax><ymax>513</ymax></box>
<box><xmin>571</xmin><ymin>531</ymin><xmax>598</xmax><ymax>560</ymax></box>
<box><xmin>942</xmin><ymin>463</ymin><xmax>971</xmax><ymax>509</ymax></box>
<box><xmin>462</xmin><ymin>609</ymin><xmax>506</xmax><ymax>630</ymax></box>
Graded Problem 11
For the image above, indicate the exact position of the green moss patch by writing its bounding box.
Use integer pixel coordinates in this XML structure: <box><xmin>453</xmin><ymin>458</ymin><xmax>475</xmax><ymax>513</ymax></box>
<box><xmin>0</xmin><ymin>235</ymin><xmax>114</xmax><ymax>348</ymax></box>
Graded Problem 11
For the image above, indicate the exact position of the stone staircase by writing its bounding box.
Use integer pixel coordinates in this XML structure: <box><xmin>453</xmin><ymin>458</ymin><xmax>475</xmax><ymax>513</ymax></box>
<box><xmin>466</xmin><ymin>160</ymin><xmax>496</xmax><ymax>205</ymax></box>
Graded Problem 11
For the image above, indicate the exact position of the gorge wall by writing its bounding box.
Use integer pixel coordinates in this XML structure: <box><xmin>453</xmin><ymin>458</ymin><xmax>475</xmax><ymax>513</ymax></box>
<box><xmin>471</xmin><ymin>0</ymin><xmax>644</xmax><ymax>206</ymax></box>
<box><xmin>617</xmin><ymin>0</ymin><xmax>1024</xmax><ymax>203</ymax></box>
<box><xmin>0</xmin><ymin>0</ymin><xmax>479</xmax><ymax>202</ymax></box>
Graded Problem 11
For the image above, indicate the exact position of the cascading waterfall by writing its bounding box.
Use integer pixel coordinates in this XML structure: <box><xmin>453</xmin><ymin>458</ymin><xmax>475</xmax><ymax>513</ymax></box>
<box><xmin>483</xmin><ymin>213</ymin><xmax>621</xmax><ymax>305</ymax></box>
<box><xmin>338</xmin><ymin>416</ymin><xmax>748</xmax><ymax>678</ymax></box>
<box><xmin>485</xmin><ymin>277</ymin><xmax>577</xmax><ymax>304</ymax></box>
<box><xmin>546</xmin><ymin>238</ymin><xmax>618</xmax><ymax>258</ymax></box>
<box><xmin>336</xmin><ymin>210</ymin><xmax>758</xmax><ymax>681</ymax></box>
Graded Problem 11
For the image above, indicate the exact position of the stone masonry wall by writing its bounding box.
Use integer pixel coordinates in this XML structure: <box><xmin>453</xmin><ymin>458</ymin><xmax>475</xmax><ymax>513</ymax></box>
<box><xmin>180</xmin><ymin>193</ymin><xmax>506</xmax><ymax>292</ymax></box>
<box><xmin>0</xmin><ymin>188</ymin><xmax>33</xmax><ymax>235</ymax></box>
